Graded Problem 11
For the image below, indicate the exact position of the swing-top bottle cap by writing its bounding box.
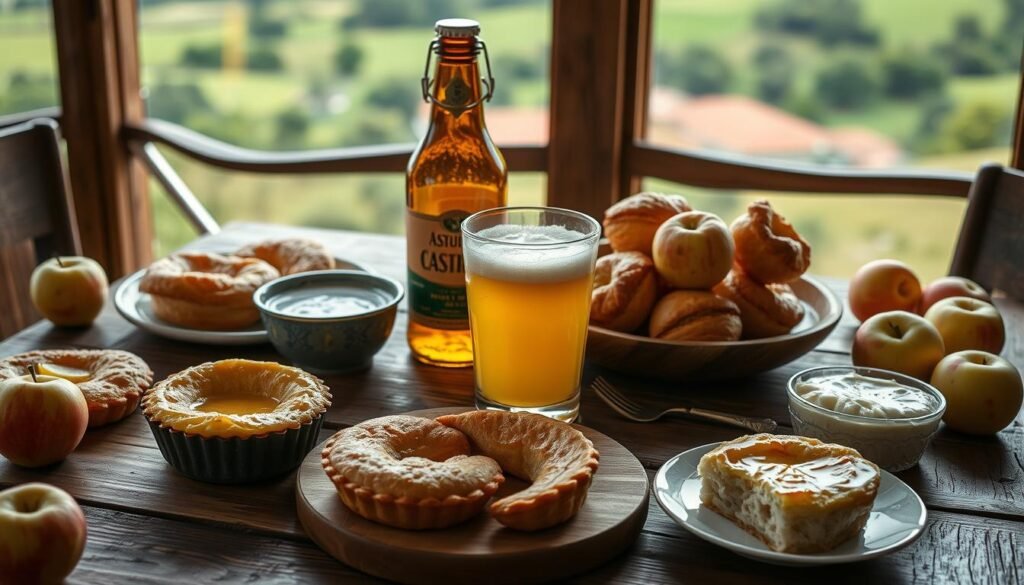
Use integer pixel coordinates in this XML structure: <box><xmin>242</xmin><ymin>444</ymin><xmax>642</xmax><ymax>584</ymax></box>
<box><xmin>435</xmin><ymin>18</ymin><xmax>481</xmax><ymax>38</ymax></box>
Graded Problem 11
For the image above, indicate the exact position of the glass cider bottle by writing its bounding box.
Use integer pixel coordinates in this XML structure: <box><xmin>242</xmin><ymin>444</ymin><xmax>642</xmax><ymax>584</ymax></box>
<box><xmin>406</xmin><ymin>19</ymin><xmax>507</xmax><ymax>367</ymax></box>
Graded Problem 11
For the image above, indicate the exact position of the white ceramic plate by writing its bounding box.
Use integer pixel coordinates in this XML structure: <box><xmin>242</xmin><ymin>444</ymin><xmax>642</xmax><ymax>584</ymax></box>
<box><xmin>654</xmin><ymin>442</ymin><xmax>927</xmax><ymax>566</ymax></box>
<box><xmin>113</xmin><ymin>257</ymin><xmax>367</xmax><ymax>345</ymax></box>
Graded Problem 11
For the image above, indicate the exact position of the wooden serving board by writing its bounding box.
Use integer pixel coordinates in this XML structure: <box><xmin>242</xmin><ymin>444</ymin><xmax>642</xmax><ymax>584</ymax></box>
<box><xmin>295</xmin><ymin>407</ymin><xmax>650</xmax><ymax>585</ymax></box>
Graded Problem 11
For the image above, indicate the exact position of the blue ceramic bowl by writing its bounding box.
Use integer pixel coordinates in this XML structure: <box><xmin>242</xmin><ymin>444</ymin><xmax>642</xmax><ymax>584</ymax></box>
<box><xmin>254</xmin><ymin>270</ymin><xmax>404</xmax><ymax>374</ymax></box>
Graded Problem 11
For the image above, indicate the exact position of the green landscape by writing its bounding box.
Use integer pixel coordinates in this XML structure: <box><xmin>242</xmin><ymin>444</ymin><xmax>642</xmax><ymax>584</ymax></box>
<box><xmin>0</xmin><ymin>0</ymin><xmax>1019</xmax><ymax>281</ymax></box>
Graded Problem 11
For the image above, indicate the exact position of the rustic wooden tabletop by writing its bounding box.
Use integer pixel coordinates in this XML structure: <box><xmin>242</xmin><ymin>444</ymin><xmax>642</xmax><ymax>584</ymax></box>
<box><xmin>0</xmin><ymin>222</ymin><xmax>1021</xmax><ymax>584</ymax></box>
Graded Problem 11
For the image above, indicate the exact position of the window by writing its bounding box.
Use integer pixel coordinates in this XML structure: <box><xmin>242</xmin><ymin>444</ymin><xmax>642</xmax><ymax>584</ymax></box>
<box><xmin>0</xmin><ymin>0</ymin><xmax>59</xmax><ymax>117</ymax></box>
<box><xmin>139</xmin><ymin>0</ymin><xmax>551</xmax><ymax>254</ymax></box>
<box><xmin>642</xmin><ymin>0</ymin><xmax>1019</xmax><ymax>277</ymax></box>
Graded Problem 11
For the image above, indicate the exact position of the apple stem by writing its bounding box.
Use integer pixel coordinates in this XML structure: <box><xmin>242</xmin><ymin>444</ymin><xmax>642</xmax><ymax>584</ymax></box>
<box><xmin>54</xmin><ymin>254</ymin><xmax>65</xmax><ymax>268</ymax></box>
<box><xmin>28</xmin><ymin>364</ymin><xmax>38</xmax><ymax>383</ymax></box>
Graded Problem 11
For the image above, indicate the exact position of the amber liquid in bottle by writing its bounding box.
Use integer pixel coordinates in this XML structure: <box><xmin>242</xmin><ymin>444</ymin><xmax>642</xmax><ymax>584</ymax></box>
<box><xmin>406</xmin><ymin>23</ymin><xmax>508</xmax><ymax>367</ymax></box>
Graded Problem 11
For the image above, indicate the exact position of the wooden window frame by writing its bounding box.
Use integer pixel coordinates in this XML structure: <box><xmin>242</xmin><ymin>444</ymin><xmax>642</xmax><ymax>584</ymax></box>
<box><xmin>38</xmin><ymin>0</ymin><xmax>1024</xmax><ymax>276</ymax></box>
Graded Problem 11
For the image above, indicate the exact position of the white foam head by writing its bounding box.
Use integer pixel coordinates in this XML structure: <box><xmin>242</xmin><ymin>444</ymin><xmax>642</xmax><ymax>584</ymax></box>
<box><xmin>464</xmin><ymin>224</ymin><xmax>596</xmax><ymax>283</ymax></box>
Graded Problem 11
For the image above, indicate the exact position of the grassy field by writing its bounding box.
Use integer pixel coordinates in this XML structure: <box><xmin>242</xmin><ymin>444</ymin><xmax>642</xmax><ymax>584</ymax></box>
<box><xmin>0</xmin><ymin>0</ymin><xmax>1016</xmax><ymax>283</ymax></box>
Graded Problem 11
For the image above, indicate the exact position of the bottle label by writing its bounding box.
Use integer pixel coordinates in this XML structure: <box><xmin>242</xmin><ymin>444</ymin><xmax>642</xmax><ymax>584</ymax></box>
<box><xmin>406</xmin><ymin>209</ymin><xmax>470</xmax><ymax>330</ymax></box>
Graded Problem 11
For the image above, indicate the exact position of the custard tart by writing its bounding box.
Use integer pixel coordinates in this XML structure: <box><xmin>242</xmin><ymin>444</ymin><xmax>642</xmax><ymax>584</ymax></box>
<box><xmin>0</xmin><ymin>349</ymin><xmax>152</xmax><ymax>427</ymax></box>
<box><xmin>698</xmin><ymin>434</ymin><xmax>880</xmax><ymax>553</ymax></box>
<box><xmin>143</xmin><ymin>359</ymin><xmax>331</xmax><ymax>483</ymax></box>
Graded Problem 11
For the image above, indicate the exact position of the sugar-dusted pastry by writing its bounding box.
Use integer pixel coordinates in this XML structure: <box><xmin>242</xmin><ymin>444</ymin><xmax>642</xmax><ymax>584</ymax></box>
<box><xmin>236</xmin><ymin>237</ymin><xmax>336</xmax><ymax>276</ymax></box>
<box><xmin>321</xmin><ymin>415</ymin><xmax>504</xmax><ymax>530</ymax></box>
<box><xmin>436</xmin><ymin>410</ymin><xmax>600</xmax><ymax>531</ymax></box>
<box><xmin>0</xmin><ymin>349</ymin><xmax>152</xmax><ymax>427</ymax></box>
<box><xmin>698</xmin><ymin>434</ymin><xmax>880</xmax><ymax>554</ymax></box>
<box><xmin>730</xmin><ymin>200</ymin><xmax>811</xmax><ymax>284</ymax></box>
<box><xmin>143</xmin><ymin>359</ymin><xmax>331</xmax><ymax>484</ymax></box>
<box><xmin>140</xmin><ymin>252</ymin><xmax>280</xmax><ymax>330</ymax></box>
<box><xmin>713</xmin><ymin>269</ymin><xmax>804</xmax><ymax>339</ymax></box>
<box><xmin>603</xmin><ymin>192</ymin><xmax>692</xmax><ymax>255</ymax></box>
<box><xmin>648</xmin><ymin>290</ymin><xmax>741</xmax><ymax>342</ymax></box>
<box><xmin>590</xmin><ymin>251</ymin><xmax>658</xmax><ymax>332</ymax></box>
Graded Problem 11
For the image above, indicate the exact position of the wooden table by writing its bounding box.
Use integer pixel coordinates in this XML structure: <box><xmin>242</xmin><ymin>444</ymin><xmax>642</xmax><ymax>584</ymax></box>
<box><xmin>1</xmin><ymin>223</ymin><xmax>1021</xmax><ymax>584</ymax></box>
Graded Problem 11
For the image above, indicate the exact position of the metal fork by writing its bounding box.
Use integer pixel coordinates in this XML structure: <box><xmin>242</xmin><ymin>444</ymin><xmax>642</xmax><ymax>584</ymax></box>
<box><xmin>591</xmin><ymin>376</ymin><xmax>778</xmax><ymax>433</ymax></box>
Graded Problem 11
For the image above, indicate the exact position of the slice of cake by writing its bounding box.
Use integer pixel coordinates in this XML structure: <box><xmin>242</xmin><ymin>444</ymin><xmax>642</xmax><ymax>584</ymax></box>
<box><xmin>698</xmin><ymin>434</ymin><xmax>880</xmax><ymax>554</ymax></box>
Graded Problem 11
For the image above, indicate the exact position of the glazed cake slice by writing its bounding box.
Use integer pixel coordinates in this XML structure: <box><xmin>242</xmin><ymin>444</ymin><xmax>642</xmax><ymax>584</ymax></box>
<box><xmin>698</xmin><ymin>434</ymin><xmax>880</xmax><ymax>554</ymax></box>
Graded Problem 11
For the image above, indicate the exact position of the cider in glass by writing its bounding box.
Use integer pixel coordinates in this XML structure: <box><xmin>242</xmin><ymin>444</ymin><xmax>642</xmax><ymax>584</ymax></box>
<box><xmin>461</xmin><ymin>207</ymin><xmax>601</xmax><ymax>421</ymax></box>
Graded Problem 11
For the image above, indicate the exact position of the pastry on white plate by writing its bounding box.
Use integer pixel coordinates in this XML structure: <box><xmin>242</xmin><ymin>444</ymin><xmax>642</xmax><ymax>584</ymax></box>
<box><xmin>698</xmin><ymin>434</ymin><xmax>880</xmax><ymax>554</ymax></box>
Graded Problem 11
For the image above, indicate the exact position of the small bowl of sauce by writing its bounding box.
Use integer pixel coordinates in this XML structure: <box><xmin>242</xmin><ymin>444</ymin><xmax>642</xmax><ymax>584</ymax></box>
<box><xmin>787</xmin><ymin>366</ymin><xmax>946</xmax><ymax>472</ymax></box>
<box><xmin>255</xmin><ymin>270</ymin><xmax>404</xmax><ymax>373</ymax></box>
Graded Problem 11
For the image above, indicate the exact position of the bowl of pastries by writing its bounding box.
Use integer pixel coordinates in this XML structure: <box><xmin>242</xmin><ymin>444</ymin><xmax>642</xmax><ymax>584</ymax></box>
<box><xmin>587</xmin><ymin>193</ymin><xmax>842</xmax><ymax>381</ymax></box>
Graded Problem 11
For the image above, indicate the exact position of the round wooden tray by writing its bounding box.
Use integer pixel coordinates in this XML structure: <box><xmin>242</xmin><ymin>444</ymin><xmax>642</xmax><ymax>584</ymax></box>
<box><xmin>586</xmin><ymin>275</ymin><xmax>843</xmax><ymax>381</ymax></box>
<box><xmin>296</xmin><ymin>407</ymin><xmax>650</xmax><ymax>585</ymax></box>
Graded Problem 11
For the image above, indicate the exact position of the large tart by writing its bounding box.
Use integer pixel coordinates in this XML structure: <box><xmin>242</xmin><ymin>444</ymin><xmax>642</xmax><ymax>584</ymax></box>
<box><xmin>437</xmin><ymin>411</ymin><xmax>600</xmax><ymax>531</ymax></box>
<box><xmin>0</xmin><ymin>349</ymin><xmax>152</xmax><ymax>428</ymax></box>
<box><xmin>321</xmin><ymin>415</ymin><xmax>504</xmax><ymax>530</ymax></box>
<box><xmin>698</xmin><ymin>434</ymin><xmax>880</xmax><ymax>553</ymax></box>
<box><xmin>142</xmin><ymin>359</ymin><xmax>331</xmax><ymax>483</ymax></box>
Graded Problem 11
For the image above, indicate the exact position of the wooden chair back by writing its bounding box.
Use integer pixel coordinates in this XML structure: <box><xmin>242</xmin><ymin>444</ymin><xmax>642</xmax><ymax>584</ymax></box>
<box><xmin>950</xmin><ymin>163</ymin><xmax>1024</xmax><ymax>300</ymax></box>
<box><xmin>0</xmin><ymin>118</ymin><xmax>81</xmax><ymax>337</ymax></box>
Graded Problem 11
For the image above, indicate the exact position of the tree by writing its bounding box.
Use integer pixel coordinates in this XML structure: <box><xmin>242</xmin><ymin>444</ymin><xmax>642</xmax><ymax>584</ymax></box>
<box><xmin>881</xmin><ymin>50</ymin><xmax>946</xmax><ymax>99</ymax></box>
<box><xmin>814</xmin><ymin>54</ymin><xmax>881</xmax><ymax>110</ymax></box>
<box><xmin>273</xmin><ymin>107</ymin><xmax>311</xmax><ymax>150</ymax></box>
<box><xmin>933</xmin><ymin>14</ymin><xmax>1004</xmax><ymax>76</ymax></box>
<box><xmin>941</xmin><ymin>101</ymin><xmax>1012</xmax><ymax>151</ymax></box>
<box><xmin>365</xmin><ymin>78</ymin><xmax>421</xmax><ymax>123</ymax></box>
<box><xmin>668</xmin><ymin>45</ymin><xmax>732</xmax><ymax>96</ymax></box>
<box><xmin>751</xmin><ymin>44</ymin><xmax>794</xmax><ymax>104</ymax></box>
<box><xmin>247</xmin><ymin>46</ymin><xmax>284</xmax><ymax>72</ymax></box>
<box><xmin>334</xmin><ymin>43</ymin><xmax>364</xmax><ymax>77</ymax></box>
<box><xmin>180</xmin><ymin>44</ymin><xmax>222</xmax><ymax>69</ymax></box>
<box><xmin>755</xmin><ymin>0</ymin><xmax>879</xmax><ymax>47</ymax></box>
<box><xmin>145</xmin><ymin>82</ymin><xmax>212</xmax><ymax>124</ymax></box>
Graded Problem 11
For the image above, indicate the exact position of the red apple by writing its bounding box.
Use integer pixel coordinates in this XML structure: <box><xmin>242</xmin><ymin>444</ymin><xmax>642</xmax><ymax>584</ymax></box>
<box><xmin>29</xmin><ymin>256</ymin><xmax>108</xmax><ymax>327</ymax></box>
<box><xmin>930</xmin><ymin>350</ymin><xmax>1023</xmax><ymax>435</ymax></box>
<box><xmin>0</xmin><ymin>370</ymin><xmax>88</xmax><ymax>467</ymax></box>
<box><xmin>0</xmin><ymin>483</ymin><xmax>86</xmax><ymax>584</ymax></box>
<box><xmin>920</xmin><ymin>276</ymin><xmax>990</xmax><ymax>313</ymax></box>
<box><xmin>848</xmin><ymin>259</ymin><xmax>922</xmax><ymax>322</ymax></box>
<box><xmin>924</xmin><ymin>296</ymin><xmax>1005</xmax><ymax>355</ymax></box>
<box><xmin>652</xmin><ymin>211</ymin><xmax>734</xmax><ymax>289</ymax></box>
<box><xmin>852</xmin><ymin>310</ymin><xmax>945</xmax><ymax>380</ymax></box>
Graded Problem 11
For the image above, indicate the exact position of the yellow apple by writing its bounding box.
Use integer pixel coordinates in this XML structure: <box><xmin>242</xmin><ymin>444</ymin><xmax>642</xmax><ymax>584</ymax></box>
<box><xmin>652</xmin><ymin>211</ymin><xmax>733</xmax><ymax>289</ymax></box>
<box><xmin>930</xmin><ymin>350</ymin><xmax>1023</xmax><ymax>435</ymax></box>
<box><xmin>852</xmin><ymin>310</ymin><xmax>945</xmax><ymax>380</ymax></box>
<box><xmin>848</xmin><ymin>259</ymin><xmax>922</xmax><ymax>322</ymax></box>
<box><xmin>29</xmin><ymin>256</ymin><xmax>108</xmax><ymax>326</ymax></box>
<box><xmin>0</xmin><ymin>370</ymin><xmax>89</xmax><ymax>467</ymax></box>
<box><xmin>923</xmin><ymin>296</ymin><xmax>1005</xmax><ymax>355</ymax></box>
<box><xmin>0</xmin><ymin>483</ymin><xmax>87</xmax><ymax>584</ymax></box>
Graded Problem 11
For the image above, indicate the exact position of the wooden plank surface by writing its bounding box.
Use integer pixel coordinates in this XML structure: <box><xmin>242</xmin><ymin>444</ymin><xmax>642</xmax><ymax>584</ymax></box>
<box><xmin>0</xmin><ymin>223</ymin><xmax>1021</xmax><ymax>584</ymax></box>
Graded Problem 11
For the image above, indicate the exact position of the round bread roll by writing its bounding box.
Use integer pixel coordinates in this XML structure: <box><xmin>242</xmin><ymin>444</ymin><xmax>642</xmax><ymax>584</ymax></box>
<box><xmin>731</xmin><ymin>200</ymin><xmax>810</xmax><ymax>284</ymax></box>
<box><xmin>602</xmin><ymin>192</ymin><xmax>691</xmax><ymax>255</ymax></box>
<box><xmin>648</xmin><ymin>290</ymin><xmax>742</xmax><ymax>342</ymax></box>
<box><xmin>713</xmin><ymin>269</ymin><xmax>805</xmax><ymax>339</ymax></box>
<box><xmin>652</xmin><ymin>211</ymin><xmax>734</xmax><ymax>289</ymax></box>
<box><xmin>590</xmin><ymin>252</ymin><xmax>658</xmax><ymax>332</ymax></box>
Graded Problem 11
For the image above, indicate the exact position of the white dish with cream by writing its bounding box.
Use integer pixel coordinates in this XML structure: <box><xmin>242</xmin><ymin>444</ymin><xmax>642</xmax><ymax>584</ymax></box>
<box><xmin>787</xmin><ymin>366</ymin><xmax>946</xmax><ymax>472</ymax></box>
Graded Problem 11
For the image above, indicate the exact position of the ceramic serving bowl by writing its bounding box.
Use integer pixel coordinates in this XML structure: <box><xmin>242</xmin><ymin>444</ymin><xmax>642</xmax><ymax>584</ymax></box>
<box><xmin>254</xmin><ymin>270</ymin><xmax>404</xmax><ymax>374</ymax></box>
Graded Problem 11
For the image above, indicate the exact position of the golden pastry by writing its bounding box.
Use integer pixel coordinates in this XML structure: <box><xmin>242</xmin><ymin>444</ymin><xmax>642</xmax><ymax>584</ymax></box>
<box><xmin>651</xmin><ymin>210</ymin><xmax>734</xmax><ymax>289</ymax></box>
<box><xmin>713</xmin><ymin>269</ymin><xmax>805</xmax><ymax>339</ymax></box>
<box><xmin>0</xmin><ymin>349</ymin><xmax>152</xmax><ymax>428</ymax></box>
<box><xmin>142</xmin><ymin>359</ymin><xmax>331</xmax><ymax>483</ymax></box>
<box><xmin>590</xmin><ymin>252</ymin><xmax>658</xmax><ymax>332</ymax></box>
<box><xmin>698</xmin><ymin>434</ymin><xmax>880</xmax><ymax>554</ymax></box>
<box><xmin>730</xmin><ymin>200</ymin><xmax>811</xmax><ymax>284</ymax></box>
<box><xmin>139</xmin><ymin>252</ymin><xmax>280</xmax><ymax>330</ymax></box>
<box><xmin>648</xmin><ymin>290</ymin><xmax>741</xmax><ymax>342</ymax></box>
<box><xmin>436</xmin><ymin>410</ymin><xmax>600</xmax><ymax>531</ymax></box>
<box><xmin>603</xmin><ymin>192</ymin><xmax>692</xmax><ymax>255</ymax></box>
<box><xmin>236</xmin><ymin>237</ymin><xmax>336</xmax><ymax>276</ymax></box>
<box><xmin>321</xmin><ymin>415</ymin><xmax>504</xmax><ymax>530</ymax></box>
